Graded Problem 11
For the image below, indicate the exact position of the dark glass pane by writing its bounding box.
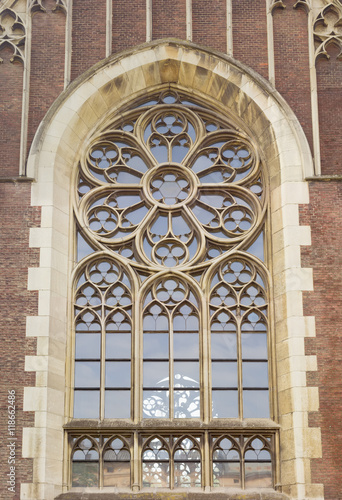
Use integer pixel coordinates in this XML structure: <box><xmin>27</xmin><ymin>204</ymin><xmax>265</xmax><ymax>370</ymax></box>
<box><xmin>105</xmin><ymin>390</ymin><xmax>130</xmax><ymax>418</ymax></box>
<box><xmin>73</xmin><ymin>390</ymin><xmax>99</xmax><ymax>418</ymax></box>
<box><xmin>211</xmin><ymin>333</ymin><xmax>237</xmax><ymax>359</ymax></box>
<box><xmin>242</xmin><ymin>362</ymin><xmax>268</xmax><ymax>388</ymax></box>
<box><xmin>143</xmin><ymin>390</ymin><xmax>169</xmax><ymax>418</ymax></box>
<box><xmin>106</xmin><ymin>333</ymin><xmax>131</xmax><ymax>359</ymax></box>
<box><xmin>75</xmin><ymin>333</ymin><xmax>100</xmax><ymax>359</ymax></box>
<box><xmin>174</xmin><ymin>333</ymin><xmax>199</xmax><ymax>359</ymax></box>
<box><xmin>104</xmin><ymin>461</ymin><xmax>130</xmax><ymax>487</ymax></box>
<box><xmin>75</xmin><ymin>361</ymin><xmax>100</xmax><ymax>388</ymax></box>
<box><xmin>245</xmin><ymin>462</ymin><xmax>272</xmax><ymax>488</ymax></box>
<box><xmin>243</xmin><ymin>390</ymin><xmax>269</xmax><ymax>418</ymax></box>
<box><xmin>212</xmin><ymin>362</ymin><xmax>237</xmax><ymax>388</ymax></box>
<box><xmin>213</xmin><ymin>462</ymin><xmax>240</xmax><ymax>487</ymax></box>
<box><xmin>212</xmin><ymin>390</ymin><xmax>238</xmax><ymax>418</ymax></box>
<box><xmin>72</xmin><ymin>462</ymin><xmax>98</xmax><ymax>487</ymax></box>
<box><xmin>144</xmin><ymin>333</ymin><xmax>169</xmax><ymax>358</ymax></box>
<box><xmin>241</xmin><ymin>333</ymin><xmax>267</xmax><ymax>360</ymax></box>
<box><xmin>106</xmin><ymin>361</ymin><xmax>130</xmax><ymax>388</ymax></box>
<box><xmin>143</xmin><ymin>361</ymin><xmax>169</xmax><ymax>387</ymax></box>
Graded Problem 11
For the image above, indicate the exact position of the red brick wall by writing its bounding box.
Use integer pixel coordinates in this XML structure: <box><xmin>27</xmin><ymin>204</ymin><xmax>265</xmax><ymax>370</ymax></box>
<box><xmin>152</xmin><ymin>0</ymin><xmax>186</xmax><ymax>40</ymax></box>
<box><xmin>232</xmin><ymin>0</ymin><xmax>268</xmax><ymax>79</ymax></box>
<box><xmin>112</xmin><ymin>0</ymin><xmax>145</xmax><ymax>54</ymax></box>
<box><xmin>0</xmin><ymin>182</ymin><xmax>40</xmax><ymax>500</ymax></box>
<box><xmin>27</xmin><ymin>1</ymin><xmax>65</xmax><ymax>154</ymax></box>
<box><xmin>192</xmin><ymin>0</ymin><xmax>226</xmax><ymax>53</ymax></box>
<box><xmin>273</xmin><ymin>1</ymin><xmax>313</xmax><ymax>152</ymax></box>
<box><xmin>71</xmin><ymin>0</ymin><xmax>106</xmax><ymax>81</ymax></box>
<box><xmin>316</xmin><ymin>46</ymin><xmax>342</xmax><ymax>175</ymax></box>
<box><xmin>300</xmin><ymin>182</ymin><xmax>342</xmax><ymax>500</ymax></box>
<box><xmin>0</xmin><ymin>48</ymin><xmax>23</xmax><ymax>177</ymax></box>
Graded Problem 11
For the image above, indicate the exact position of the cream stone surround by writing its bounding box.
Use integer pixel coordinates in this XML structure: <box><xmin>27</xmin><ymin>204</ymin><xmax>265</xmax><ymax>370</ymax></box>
<box><xmin>23</xmin><ymin>40</ymin><xmax>322</xmax><ymax>500</ymax></box>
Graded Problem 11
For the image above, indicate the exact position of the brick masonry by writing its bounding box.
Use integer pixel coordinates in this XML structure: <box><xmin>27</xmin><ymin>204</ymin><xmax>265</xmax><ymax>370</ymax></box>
<box><xmin>0</xmin><ymin>183</ymin><xmax>40</xmax><ymax>500</ymax></box>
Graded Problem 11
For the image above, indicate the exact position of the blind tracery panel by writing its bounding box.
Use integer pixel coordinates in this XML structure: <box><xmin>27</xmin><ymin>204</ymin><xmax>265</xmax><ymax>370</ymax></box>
<box><xmin>71</xmin><ymin>89</ymin><xmax>274</xmax><ymax>490</ymax></box>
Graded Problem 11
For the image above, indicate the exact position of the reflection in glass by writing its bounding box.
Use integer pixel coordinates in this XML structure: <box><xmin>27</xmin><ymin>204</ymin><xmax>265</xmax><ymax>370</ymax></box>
<box><xmin>212</xmin><ymin>390</ymin><xmax>238</xmax><ymax>418</ymax></box>
<box><xmin>211</xmin><ymin>333</ymin><xmax>237</xmax><ymax>359</ymax></box>
<box><xmin>75</xmin><ymin>333</ymin><xmax>101</xmax><ymax>359</ymax></box>
<box><xmin>174</xmin><ymin>390</ymin><xmax>200</xmax><ymax>418</ymax></box>
<box><xmin>105</xmin><ymin>390</ymin><xmax>130</xmax><ymax>418</ymax></box>
<box><xmin>213</xmin><ymin>462</ymin><xmax>240</xmax><ymax>487</ymax></box>
<box><xmin>106</xmin><ymin>361</ymin><xmax>131</xmax><ymax>388</ymax></box>
<box><xmin>73</xmin><ymin>391</ymin><xmax>99</xmax><ymax>418</ymax></box>
<box><xmin>144</xmin><ymin>333</ymin><xmax>169</xmax><ymax>358</ymax></box>
<box><xmin>245</xmin><ymin>462</ymin><xmax>272</xmax><ymax>488</ymax></box>
<box><xmin>103</xmin><ymin>439</ymin><xmax>130</xmax><ymax>487</ymax></box>
<box><xmin>241</xmin><ymin>333</ymin><xmax>267</xmax><ymax>359</ymax></box>
<box><xmin>212</xmin><ymin>362</ymin><xmax>237</xmax><ymax>388</ymax></box>
<box><xmin>144</xmin><ymin>362</ymin><xmax>169</xmax><ymax>387</ymax></box>
<box><xmin>106</xmin><ymin>333</ymin><xmax>131</xmax><ymax>358</ymax></box>
<box><xmin>242</xmin><ymin>362</ymin><xmax>268</xmax><ymax>388</ymax></box>
<box><xmin>243</xmin><ymin>390</ymin><xmax>269</xmax><ymax>418</ymax></box>
<box><xmin>174</xmin><ymin>334</ymin><xmax>199</xmax><ymax>359</ymax></box>
<box><xmin>143</xmin><ymin>390</ymin><xmax>169</xmax><ymax>418</ymax></box>
<box><xmin>75</xmin><ymin>361</ymin><xmax>100</xmax><ymax>387</ymax></box>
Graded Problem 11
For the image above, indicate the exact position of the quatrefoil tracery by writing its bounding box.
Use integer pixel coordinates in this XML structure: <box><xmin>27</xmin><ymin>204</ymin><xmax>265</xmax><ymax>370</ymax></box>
<box><xmin>76</xmin><ymin>92</ymin><xmax>265</xmax><ymax>271</ymax></box>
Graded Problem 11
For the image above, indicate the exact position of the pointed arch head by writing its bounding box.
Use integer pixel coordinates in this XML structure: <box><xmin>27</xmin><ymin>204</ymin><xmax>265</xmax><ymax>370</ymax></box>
<box><xmin>27</xmin><ymin>39</ymin><xmax>313</xmax><ymax>184</ymax></box>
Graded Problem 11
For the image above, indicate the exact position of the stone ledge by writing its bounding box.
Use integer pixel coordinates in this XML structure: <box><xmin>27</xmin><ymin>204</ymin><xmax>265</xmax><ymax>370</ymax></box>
<box><xmin>55</xmin><ymin>491</ymin><xmax>289</xmax><ymax>500</ymax></box>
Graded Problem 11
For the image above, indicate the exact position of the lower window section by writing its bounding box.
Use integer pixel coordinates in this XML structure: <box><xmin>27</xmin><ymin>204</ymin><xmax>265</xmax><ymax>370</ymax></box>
<box><xmin>69</xmin><ymin>430</ymin><xmax>276</xmax><ymax>490</ymax></box>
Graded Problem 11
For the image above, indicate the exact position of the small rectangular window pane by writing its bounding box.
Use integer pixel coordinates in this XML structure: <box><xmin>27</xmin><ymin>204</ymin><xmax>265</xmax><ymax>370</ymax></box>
<box><xmin>143</xmin><ymin>361</ymin><xmax>169</xmax><ymax>387</ymax></box>
<box><xmin>142</xmin><ymin>461</ymin><xmax>169</xmax><ymax>487</ymax></box>
<box><xmin>74</xmin><ymin>390</ymin><xmax>99</xmax><ymax>418</ymax></box>
<box><xmin>174</xmin><ymin>390</ymin><xmax>200</xmax><ymax>418</ymax></box>
<box><xmin>106</xmin><ymin>361</ymin><xmax>130</xmax><ymax>388</ymax></box>
<box><xmin>174</xmin><ymin>333</ymin><xmax>199</xmax><ymax>359</ymax></box>
<box><xmin>211</xmin><ymin>334</ymin><xmax>237</xmax><ymax>359</ymax></box>
<box><xmin>143</xmin><ymin>390</ymin><xmax>169</xmax><ymax>418</ymax></box>
<box><xmin>242</xmin><ymin>362</ymin><xmax>268</xmax><ymax>388</ymax></box>
<box><xmin>212</xmin><ymin>390</ymin><xmax>238</xmax><ymax>418</ymax></box>
<box><xmin>243</xmin><ymin>390</ymin><xmax>269</xmax><ymax>418</ymax></box>
<box><xmin>105</xmin><ymin>390</ymin><xmax>130</xmax><ymax>418</ymax></box>
<box><xmin>241</xmin><ymin>333</ymin><xmax>267</xmax><ymax>359</ymax></box>
<box><xmin>245</xmin><ymin>462</ymin><xmax>272</xmax><ymax>488</ymax></box>
<box><xmin>213</xmin><ymin>462</ymin><xmax>241</xmax><ymax>487</ymax></box>
<box><xmin>72</xmin><ymin>462</ymin><xmax>98</xmax><ymax>487</ymax></box>
<box><xmin>106</xmin><ymin>333</ymin><xmax>131</xmax><ymax>359</ymax></box>
<box><xmin>212</xmin><ymin>362</ymin><xmax>238</xmax><ymax>388</ymax></box>
<box><xmin>75</xmin><ymin>333</ymin><xmax>100</xmax><ymax>359</ymax></box>
<box><xmin>174</xmin><ymin>462</ymin><xmax>201</xmax><ymax>487</ymax></box>
<box><xmin>143</xmin><ymin>333</ymin><xmax>168</xmax><ymax>359</ymax></box>
<box><xmin>104</xmin><ymin>461</ymin><xmax>130</xmax><ymax>487</ymax></box>
<box><xmin>75</xmin><ymin>361</ymin><xmax>100</xmax><ymax>388</ymax></box>
<box><xmin>174</xmin><ymin>362</ymin><xmax>199</xmax><ymax>387</ymax></box>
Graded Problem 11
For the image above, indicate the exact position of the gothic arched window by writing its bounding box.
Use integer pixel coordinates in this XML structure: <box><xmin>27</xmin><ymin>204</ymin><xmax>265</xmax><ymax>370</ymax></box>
<box><xmin>69</xmin><ymin>88</ymin><xmax>276</xmax><ymax>491</ymax></box>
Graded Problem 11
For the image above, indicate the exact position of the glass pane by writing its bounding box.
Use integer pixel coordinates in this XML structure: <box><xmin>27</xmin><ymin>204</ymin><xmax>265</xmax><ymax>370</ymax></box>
<box><xmin>242</xmin><ymin>362</ymin><xmax>268</xmax><ymax>388</ymax></box>
<box><xmin>174</xmin><ymin>333</ymin><xmax>199</xmax><ymax>359</ymax></box>
<box><xmin>144</xmin><ymin>333</ymin><xmax>169</xmax><ymax>358</ymax></box>
<box><xmin>246</xmin><ymin>232</ymin><xmax>264</xmax><ymax>261</ymax></box>
<box><xmin>73</xmin><ymin>391</ymin><xmax>99</xmax><ymax>418</ymax></box>
<box><xmin>105</xmin><ymin>390</ymin><xmax>130</xmax><ymax>418</ymax></box>
<box><xmin>241</xmin><ymin>333</ymin><xmax>267</xmax><ymax>360</ymax></box>
<box><xmin>142</xmin><ymin>461</ymin><xmax>169</xmax><ymax>487</ymax></box>
<box><xmin>174</xmin><ymin>462</ymin><xmax>201</xmax><ymax>487</ymax></box>
<box><xmin>75</xmin><ymin>333</ymin><xmax>100</xmax><ymax>359</ymax></box>
<box><xmin>174</xmin><ymin>390</ymin><xmax>200</xmax><ymax>418</ymax></box>
<box><xmin>213</xmin><ymin>462</ymin><xmax>240</xmax><ymax>487</ymax></box>
<box><xmin>243</xmin><ymin>390</ymin><xmax>269</xmax><ymax>418</ymax></box>
<box><xmin>106</xmin><ymin>333</ymin><xmax>131</xmax><ymax>359</ymax></box>
<box><xmin>143</xmin><ymin>361</ymin><xmax>169</xmax><ymax>387</ymax></box>
<box><xmin>212</xmin><ymin>390</ymin><xmax>238</xmax><ymax>418</ymax></box>
<box><xmin>106</xmin><ymin>361</ymin><xmax>130</xmax><ymax>388</ymax></box>
<box><xmin>104</xmin><ymin>461</ymin><xmax>130</xmax><ymax>487</ymax></box>
<box><xmin>245</xmin><ymin>462</ymin><xmax>272</xmax><ymax>488</ymax></box>
<box><xmin>212</xmin><ymin>362</ymin><xmax>237</xmax><ymax>388</ymax></box>
<box><xmin>75</xmin><ymin>361</ymin><xmax>100</xmax><ymax>387</ymax></box>
<box><xmin>174</xmin><ymin>362</ymin><xmax>199</xmax><ymax>387</ymax></box>
<box><xmin>143</xmin><ymin>390</ymin><xmax>169</xmax><ymax>418</ymax></box>
<box><xmin>211</xmin><ymin>334</ymin><xmax>237</xmax><ymax>359</ymax></box>
<box><xmin>72</xmin><ymin>462</ymin><xmax>98</xmax><ymax>487</ymax></box>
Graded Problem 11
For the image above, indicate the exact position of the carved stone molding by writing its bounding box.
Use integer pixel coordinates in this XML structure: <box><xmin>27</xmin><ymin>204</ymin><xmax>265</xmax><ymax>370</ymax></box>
<box><xmin>314</xmin><ymin>2</ymin><xmax>342</xmax><ymax>59</ymax></box>
<box><xmin>0</xmin><ymin>8</ymin><xmax>25</xmax><ymax>64</ymax></box>
<box><xmin>270</xmin><ymin>0</ymin><xmax>311</xmax><ymax>14</ymax></box>
<box><xmin>28</xmin><ymin>0</ymin><xmax>67</xmax><ymax>15</ymax></box>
